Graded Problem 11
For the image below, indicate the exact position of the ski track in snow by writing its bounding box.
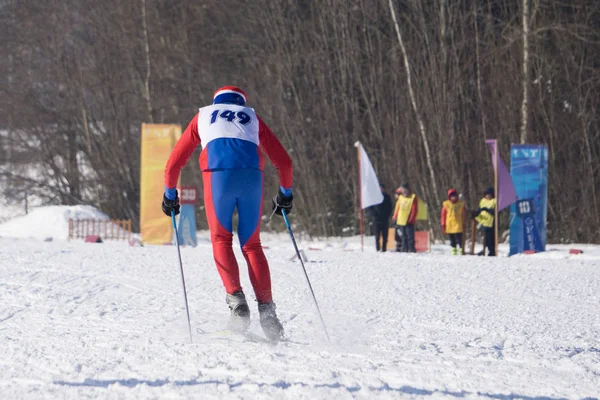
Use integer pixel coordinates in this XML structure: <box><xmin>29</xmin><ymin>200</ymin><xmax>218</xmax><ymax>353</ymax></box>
<box><xmin>1</xmin><ymin>236</ymin><xmax>599</xmax><ymax>399</ymax></box>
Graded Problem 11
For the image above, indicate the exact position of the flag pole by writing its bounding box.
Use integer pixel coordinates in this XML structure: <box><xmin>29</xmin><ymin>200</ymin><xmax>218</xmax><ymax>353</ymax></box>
<box><xmin>494</xmin><ymin>140</ymin><xmax>499</xmax><ymax>256</ymax></box>
<box><xmin>357</xmin><ymin>143</ymin><xmax>363</xmax><ymax>252</ymax></box>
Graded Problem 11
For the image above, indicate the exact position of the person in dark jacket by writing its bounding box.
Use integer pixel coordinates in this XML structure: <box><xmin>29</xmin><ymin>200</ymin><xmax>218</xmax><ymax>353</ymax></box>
<box><xmin>367</xmin><ymin>184</ymin><xmax>393</xmax><ymax>252</ymax></box>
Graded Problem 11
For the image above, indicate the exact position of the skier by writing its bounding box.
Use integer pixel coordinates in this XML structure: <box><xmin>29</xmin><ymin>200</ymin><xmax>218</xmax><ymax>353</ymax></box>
<box><xmin>441</xmin><ymin>188</ymin><xmax>465</xmax><ymax>255</ymax></box>
<box><xmin>161</xmin><ymin>86</ymin><xmax>293</xmax><ymax>341</ymax></box>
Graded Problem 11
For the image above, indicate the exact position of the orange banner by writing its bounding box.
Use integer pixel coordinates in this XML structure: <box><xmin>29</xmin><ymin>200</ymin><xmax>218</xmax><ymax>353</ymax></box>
<box><xmin>140</xmin><ymin>124</ymin><xmax>181</xmax><ymax>244</ymax></box>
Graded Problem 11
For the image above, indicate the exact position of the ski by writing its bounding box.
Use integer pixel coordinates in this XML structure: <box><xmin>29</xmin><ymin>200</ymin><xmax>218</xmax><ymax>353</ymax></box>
<box><xmin>196</xmin><ymin>327</ymin><xmax>275</xmax><ymax>345</ymax></box>
<box><xmin>195</xmin><ymin>327</ymin><xmax>309</xmax><ymax>346</ymax></box>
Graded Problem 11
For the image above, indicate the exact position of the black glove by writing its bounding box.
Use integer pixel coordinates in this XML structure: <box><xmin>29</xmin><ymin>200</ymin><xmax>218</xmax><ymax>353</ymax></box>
<box><xmin>471</xmin><ymin>209</ymin><xmax>480</xmax><ymax>219</ymax></box>
<box><xmin>162</xmin><ymin>191</ymin><xmax>180</xmax><ymax>217</ymax></box>
<box><xmin>272</xmin><ymin>189</ymin><xmax>293</xmax><ymax>216</ymax></box>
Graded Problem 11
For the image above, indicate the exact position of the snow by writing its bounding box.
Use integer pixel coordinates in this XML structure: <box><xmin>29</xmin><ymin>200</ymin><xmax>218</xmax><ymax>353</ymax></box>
<box><xmin>1</xmin><ymin>209</ymin><xmax>599</xmax><ymax>399</ymax></box>
<box><xmin>0</xmin><ymin>205</ymin><xmax>110</xmax><ymax>240</ymax></box>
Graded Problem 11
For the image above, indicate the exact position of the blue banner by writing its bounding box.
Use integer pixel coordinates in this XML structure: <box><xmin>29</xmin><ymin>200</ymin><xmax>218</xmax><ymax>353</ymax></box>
<box><xmin>177</xmin><ymin>204</ymin><xmax>197</xmax><ymax>247</ymax></box>
<box><xmin>509</xmin><ymin>145</ymin><xmax>548</xmax><ymax>255</ymax></box>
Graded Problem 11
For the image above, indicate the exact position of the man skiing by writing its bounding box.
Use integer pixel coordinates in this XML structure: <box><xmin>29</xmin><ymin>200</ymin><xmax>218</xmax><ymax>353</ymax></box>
<box><xmin>162</xmin><ymin>86</ymin><xmax>293</xmax><ymax>341</ymax></box>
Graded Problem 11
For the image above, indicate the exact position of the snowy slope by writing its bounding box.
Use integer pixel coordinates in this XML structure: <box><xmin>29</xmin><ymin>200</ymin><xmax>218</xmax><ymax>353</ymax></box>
<box><xmin>0</xmin><ymin>205</ymin><xmax>110</xmax><ymax>240</ymax></box>
<box><xmin>1</xmin><ymin>230</ymin><xmax>599</xmax><ymax>399</ymax></box>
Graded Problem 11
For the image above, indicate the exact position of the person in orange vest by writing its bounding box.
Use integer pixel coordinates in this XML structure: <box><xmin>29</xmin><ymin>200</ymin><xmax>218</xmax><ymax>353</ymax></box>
<box><xmin>441</xmin><ymin>188</ymin><xmax>465</xmax><ymax>255</ymax></box>
<box><xmin>392</xmin><ymin>183</ymin><xmax>418</xmax><ymax>252</ymax></box>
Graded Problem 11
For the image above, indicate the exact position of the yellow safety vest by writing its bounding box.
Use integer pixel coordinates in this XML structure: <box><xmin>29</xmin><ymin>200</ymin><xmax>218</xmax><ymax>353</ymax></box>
<box><xmin>394</xmin><ymin>194</ymin><xmax>416</xmax><ymax>226</ymax></box>
<box><xmin>476</xmin><ymin>198</ymin><xmax>497</xmax><ymax>228</ymax></box>
<box><xmin>442</xmin><ymin>200</ymin><xmax>465</xmax><ymax>233</ymax></box>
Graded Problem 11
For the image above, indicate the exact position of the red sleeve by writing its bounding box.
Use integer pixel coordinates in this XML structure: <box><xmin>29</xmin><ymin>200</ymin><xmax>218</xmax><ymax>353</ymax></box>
<box><xmin>408</xmin><ymin>197</ymin><xmax>418</xmax><ymax>224</ymax></box>
<box><xmin>164</xmin><ymin>114</ymin><xmax>200</xmax><ymax>189</ymax></box>
<box><xmin>441</xmin><ymin>206</ymin><xmax>447</xmax><ymax>226</ymax></box>
<box><xmin>257</xmin><ymin>115</ymin><xmax>293</xmax><ymax>189</ymax></box>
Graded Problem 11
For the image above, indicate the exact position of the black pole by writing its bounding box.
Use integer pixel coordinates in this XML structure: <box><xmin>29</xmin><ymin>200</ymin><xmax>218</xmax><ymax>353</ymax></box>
<box><xmin>281</xmin><ymin>209</ymin><xmax>330</xmax><ymax>343</ymax></box>
<box><xmin>171</xmin><ymin>211</ymin><xmax>193</xmax><ymax>344</ymax></box>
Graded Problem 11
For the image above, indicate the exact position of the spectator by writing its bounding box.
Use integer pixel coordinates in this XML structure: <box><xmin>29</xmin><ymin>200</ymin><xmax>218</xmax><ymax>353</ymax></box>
<box><xmin>441</xmin><ymin>188</ymin><xmax>465</xmax><ymax>255</ymax></box>
<box><xmin>392</xmin><ymin>183</ymin><xmax>418</xmax><ymax>253</ymax></box>
<box><xmin>393</xmin><ymin>188</ymin><xmax>402</xmax><ymax>251</ymax></box>
<box><xmin>366</xmin><ymin>184</ymin><xmax>393</xmax><ymax>252</ymax></box>
<box><xmin>472</xmin><ymin>186</ymin><xmax>496</xmax><ymax>256</ymax></box>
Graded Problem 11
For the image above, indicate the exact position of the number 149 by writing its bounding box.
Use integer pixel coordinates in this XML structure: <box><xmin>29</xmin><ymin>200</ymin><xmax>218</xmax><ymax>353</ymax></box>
<box><xmin>210</xmin><ymin>109</ymin><xmax>251</xmax><ymax>125</ymax></box>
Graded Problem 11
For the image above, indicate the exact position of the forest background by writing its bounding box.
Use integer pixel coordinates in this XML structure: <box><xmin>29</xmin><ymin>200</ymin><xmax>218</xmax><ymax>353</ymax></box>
<box><xmin>1</xmin><ymin>0</ymin><xmax>598</xmax><ymax>242</ymax></box>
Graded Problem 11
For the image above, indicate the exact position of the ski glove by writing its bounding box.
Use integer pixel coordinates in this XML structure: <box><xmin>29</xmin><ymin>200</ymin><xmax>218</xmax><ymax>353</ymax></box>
<box><xmin>162</xmin><ymin>191</ymin><xmax>180</xmax><ymax>217</ymax></box>
<box><xmin>272</xmin><ymin>189</ymin><xmax>293</xmax><ymax>216</ymax></box>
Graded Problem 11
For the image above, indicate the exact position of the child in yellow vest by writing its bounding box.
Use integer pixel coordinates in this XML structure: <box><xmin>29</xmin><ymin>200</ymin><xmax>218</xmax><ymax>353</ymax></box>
<box><xmin>441</xmin><ymin>188</ymin><xmax>465</xmax><ymax>255</ymax></box>
<box><xmin>392</xmin><ymin>183</ymin><xmax>418</xmax><ymax>252</ymax></box>
<box><xmin>472</xmin><ymin>187</ymin><xmax>497</xmax><ymax>256</ymax></box>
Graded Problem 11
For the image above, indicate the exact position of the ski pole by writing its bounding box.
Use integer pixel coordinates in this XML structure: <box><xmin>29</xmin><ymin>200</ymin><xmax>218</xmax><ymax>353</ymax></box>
<box><xmin>281</xmin><ymin>209</ymin><xmax>330</xmax><ymax>343</ymax></box>
<box><xmin>171</xmin><ymin>210</ymin><xmax>193</xmax><ymax>344</ymax></box>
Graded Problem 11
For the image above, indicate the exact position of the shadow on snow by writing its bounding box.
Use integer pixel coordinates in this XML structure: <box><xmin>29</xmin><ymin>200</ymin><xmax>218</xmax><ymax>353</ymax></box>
<box><xmin>52</xmin><ymin>378</ymin><xmax>590</xmax><ymax>400</ymax></box>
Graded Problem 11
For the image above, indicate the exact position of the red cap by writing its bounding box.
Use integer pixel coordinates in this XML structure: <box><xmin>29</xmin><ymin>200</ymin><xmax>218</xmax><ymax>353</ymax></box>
<box><xmin>213</xmin><ymin>86</ymin><xmax>247</xmax><ymax>103</ymax></box>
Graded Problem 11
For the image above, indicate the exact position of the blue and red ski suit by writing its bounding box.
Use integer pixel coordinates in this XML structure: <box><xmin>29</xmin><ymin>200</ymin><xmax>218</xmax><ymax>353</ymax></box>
<box><xmin>164</xmin><ymin>104</ymin><xmax>292</xmax><ymax>303</ymax></box>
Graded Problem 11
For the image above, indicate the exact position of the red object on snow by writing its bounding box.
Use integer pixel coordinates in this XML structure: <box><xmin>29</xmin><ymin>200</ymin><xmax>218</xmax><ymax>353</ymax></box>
<box><xmin>85</xmin><ymin>235</ymin><xmax>103</xmax><ymax>243</ymax></box>
<box><xmin>569</xmin><ymin>249</ymin><xmax>583</xmax><ymax>255</ymax></box>
<box><xmin>523</xmin><ymin>250</ymin><xmax>536</xmax><ymax>255</ymax></box>
<box><xmin>308</xmin><ymin>247</ymin><xmax>322</xmax><ymax>251</ymax></box>
<box><xmin>415</xmin><ymin>231</ymin><xmax>430</xmax><ymax>253</ymax></box>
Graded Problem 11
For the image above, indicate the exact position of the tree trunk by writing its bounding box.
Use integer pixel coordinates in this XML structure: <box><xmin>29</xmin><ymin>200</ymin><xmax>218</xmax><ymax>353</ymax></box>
<box><xmin>520</xmin><ymin>0</ymin><xmax>530</xmax><ymax>144</ymax></box>
<box><xmin>388</xmin><ymin>0</ymin><xmax>440</xmax><ymax>200</ymax></box>
<box><xmin>141</xmin><ymin>0</ymin><xmax>153</xmax><ymax>123</ymax></box>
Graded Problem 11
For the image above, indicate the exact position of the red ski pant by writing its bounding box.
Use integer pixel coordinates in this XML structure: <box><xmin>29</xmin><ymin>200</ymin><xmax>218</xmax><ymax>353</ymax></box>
<box><xmin>202</xmin><ymin>169</ymin><xmax>272</xmax><ymax>303</ymax></box>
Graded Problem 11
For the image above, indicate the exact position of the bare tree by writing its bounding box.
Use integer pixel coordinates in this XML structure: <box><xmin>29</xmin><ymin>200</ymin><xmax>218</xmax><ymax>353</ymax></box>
<box><xmin>388</xmin><ymin>0</ymin><xmax>439</xmax><ymax>202</ymax></box>
<box><xmin>0</xmin><ymin>0</ymin><xmax>598</xmax><ymax>242</ymax></box>
<box><xmin>520</xmin><ymin>0</ymin><xmax>530</xmax><ymax>143</ymax></box>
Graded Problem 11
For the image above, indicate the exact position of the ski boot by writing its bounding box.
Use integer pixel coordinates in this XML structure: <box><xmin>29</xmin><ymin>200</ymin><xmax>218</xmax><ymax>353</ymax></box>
<box><xmin>226</xmin><ymin>291</ymin><xmax>250</xmax><ymax>333</ymax></box>
<box><xmin>258</xmin><ymin>301</ymin><xmax>284</xmax><ymax>342</ymax></box>
<box><xmin>451</xmin><ymin>247</ymin><xmax>458</xmax><ymax>256</ymax></box>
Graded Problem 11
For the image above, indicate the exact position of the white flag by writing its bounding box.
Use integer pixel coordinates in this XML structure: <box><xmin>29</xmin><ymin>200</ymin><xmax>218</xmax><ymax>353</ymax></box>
<box><xmin>354</xmin><ymin>142</ymin><xmax>383</xmax><ymax>209</ymax></box>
